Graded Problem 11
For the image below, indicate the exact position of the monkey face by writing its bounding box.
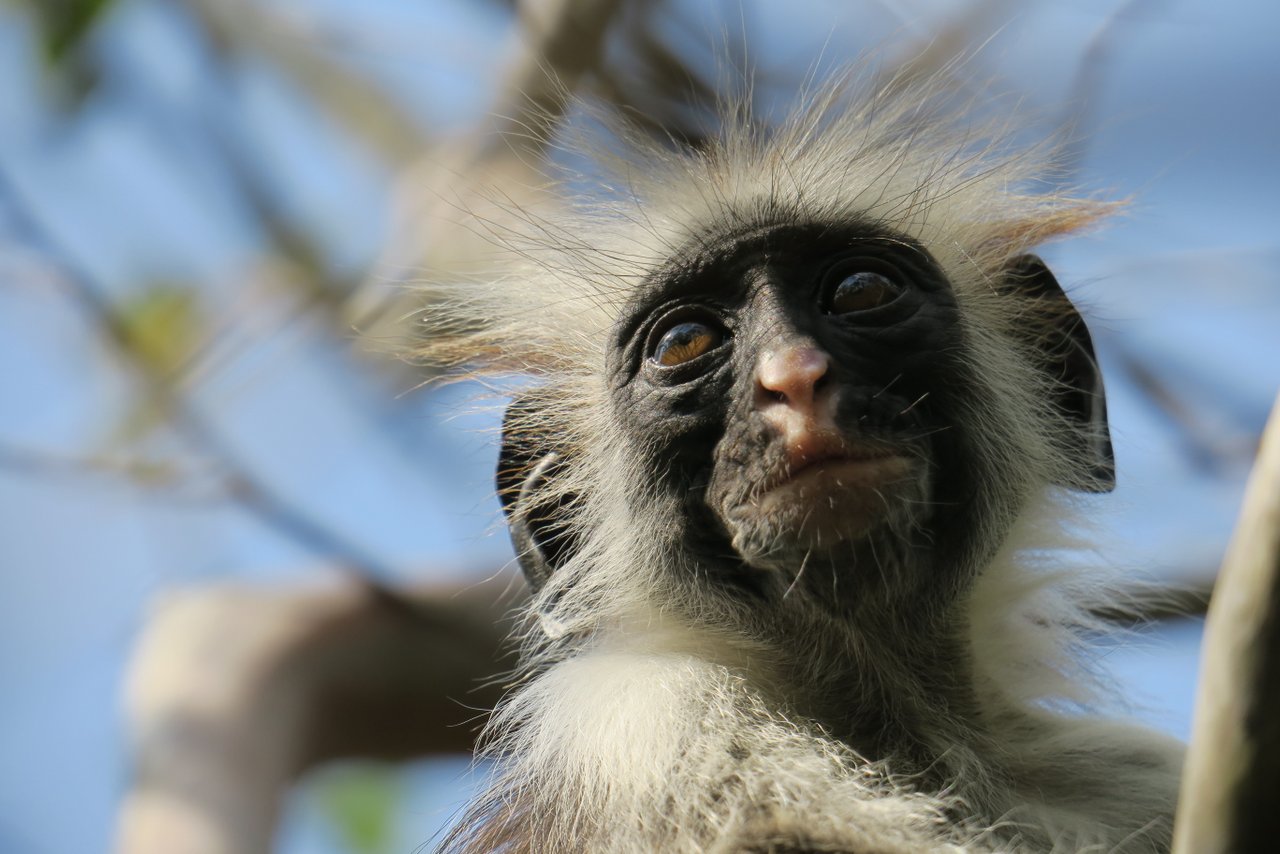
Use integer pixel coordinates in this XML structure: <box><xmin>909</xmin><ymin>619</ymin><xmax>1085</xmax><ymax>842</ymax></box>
<box><xmin>499</xmin><ymin>218</ymin><xmax>1110</xmax><ymax>612</ymax></box>
<box><xmin>607</xmin><ymin>220</ymin><xmax>979</xmax><ymax>603</ymax></box>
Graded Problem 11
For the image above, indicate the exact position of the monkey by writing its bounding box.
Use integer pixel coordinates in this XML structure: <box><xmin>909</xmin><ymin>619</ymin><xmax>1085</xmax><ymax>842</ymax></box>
<box><xmin>418</xmin><ymin>72</ymin><xmax>1185</xmax><ymax>853</ymax></box>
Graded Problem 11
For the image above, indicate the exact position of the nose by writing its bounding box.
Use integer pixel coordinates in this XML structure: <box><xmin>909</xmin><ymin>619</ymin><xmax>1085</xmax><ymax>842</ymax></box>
<box><xmin>755</xmin><ymin>343</ymin><xmax>831</xmax><ymax>415</ymax></box>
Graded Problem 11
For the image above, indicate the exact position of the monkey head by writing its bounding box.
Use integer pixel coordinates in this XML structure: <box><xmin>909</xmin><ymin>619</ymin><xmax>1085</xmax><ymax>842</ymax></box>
<box><xmin>499</xmin><ymin>216</ymin><xmax>1113</xmax><ymax>617</ymax></box>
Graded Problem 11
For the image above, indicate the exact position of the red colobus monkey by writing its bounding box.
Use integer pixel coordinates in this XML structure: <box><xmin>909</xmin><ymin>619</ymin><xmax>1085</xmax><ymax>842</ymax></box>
<box><xmin>420</xmin><ymin>72</ymin><xmax>1183</xmax><ymax>853</ymax></box>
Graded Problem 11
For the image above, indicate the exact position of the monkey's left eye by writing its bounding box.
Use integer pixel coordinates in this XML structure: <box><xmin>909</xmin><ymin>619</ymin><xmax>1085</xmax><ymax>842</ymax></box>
<box><xmin>825</xmin><ymin>271</ymin><xmax>901</xmax><ymax>314</ymax></box>
<box><xmin>650</xmin><ymin>321</ymin><xmax>724</xmax><ymax>367</ymax></box>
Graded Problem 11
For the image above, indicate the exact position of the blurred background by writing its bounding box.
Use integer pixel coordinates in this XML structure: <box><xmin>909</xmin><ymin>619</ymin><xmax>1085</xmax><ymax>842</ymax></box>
<box><xmin>1</xmin><ymin>0</ymin><xmax>1277</xmax><ymax>852</ymax></box>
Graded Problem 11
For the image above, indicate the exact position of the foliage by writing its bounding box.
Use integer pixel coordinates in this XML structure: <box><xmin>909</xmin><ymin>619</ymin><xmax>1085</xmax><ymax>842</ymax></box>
<box><xmin>315</xmin><ymin>765</ymin><xmax>403</xmax><ymax>854</ymax></box>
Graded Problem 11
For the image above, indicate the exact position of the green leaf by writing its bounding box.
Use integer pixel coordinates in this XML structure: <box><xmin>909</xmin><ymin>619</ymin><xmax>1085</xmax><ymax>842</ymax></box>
<box><xmin>15</xmin><ymin>0</ymin><xmax>116</xmax><ymax>63</ymax></box>
<box><xmin>107</xmin><ymin>283</ymin><xmax>203</xmax><ymax>443</ymax></box>
<box><xmin>117</xmin><ymin>283</ymin><xmax>202</xmax><ymax>379</ymax></box>
<box><xmin>316</xmin><ymin>764</ymin><xmax>401</xmax><ymax>854</ymax></box>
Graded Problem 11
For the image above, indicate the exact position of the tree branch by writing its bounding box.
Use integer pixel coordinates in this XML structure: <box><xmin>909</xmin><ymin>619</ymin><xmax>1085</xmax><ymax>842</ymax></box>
<box><xmin>178</xmin><ymin>0</ymin><xmax>430</xmax><ymax>168</ymax></box>
<box><xmin>115</xmin><ymin>578</ymin><xmax>522</xmax><ymax>854</ymax></box>
<box><xmin>347</xmin><ymin>0</ymin><xmax>627</xmax><ymax>336</ymax></box>
<box><xmin>0</xmin><ymin>163</ymin><xmax>402</xmax><ymax>585</ymax></box>
<box><xmin>1173</xmin><ymin>391</ymin><xmax>1280</xmax><ymax>853</ymax></box>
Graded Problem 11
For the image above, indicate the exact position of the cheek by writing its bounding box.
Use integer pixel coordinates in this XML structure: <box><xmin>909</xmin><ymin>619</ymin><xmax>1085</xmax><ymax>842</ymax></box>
<box><xmin>706</xmin><ymin>417</ymin><xmax>772</xmax><ymax>503</ymax></box>
<box><xmin>910</xmin><ymin>361</ymin><xmax>1028</xmax><ymax>566</ymax></box>
<box><xmin>612</xmin><ymin>382</ymin><xmax>730</xmax><ymax>494</ymax></box>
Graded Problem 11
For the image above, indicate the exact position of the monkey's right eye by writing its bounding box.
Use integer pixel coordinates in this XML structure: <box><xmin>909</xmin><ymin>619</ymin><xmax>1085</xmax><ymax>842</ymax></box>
<box><xmin>650</xmin><ymin>321</ymin><xmax>724</xmax><ymax>367</ymax></box>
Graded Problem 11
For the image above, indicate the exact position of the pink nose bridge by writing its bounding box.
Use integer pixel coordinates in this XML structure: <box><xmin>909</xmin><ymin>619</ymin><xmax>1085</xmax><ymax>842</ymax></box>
<box><xmin>756</xmin><ymin>344</ymin><xmax>831</xmax><ymax>412</ymax></box>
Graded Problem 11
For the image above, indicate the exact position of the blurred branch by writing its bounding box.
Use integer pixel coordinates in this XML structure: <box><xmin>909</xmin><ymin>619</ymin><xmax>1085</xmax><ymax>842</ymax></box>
<box><xmin>107</xmin><ymin>47</ymin><xmax>451</xmax><ymax>478</ymax></box>
<box><xmin>505</xmin><ymin>0</ymin><xmax>627</xmax><ymax>141</ymax></box>
<box><xmin>1055</xmin><ymin>0</ymin><xmax>1165</xmax><ymax>181</ymax></box>
<box><xmin>0</xmin><ymin>440</ymin><xmax>188</xmax><ymax>487</ymax></box>
<box><xmin>590</xmin><ymin>9</ymin><xmax>719</xmax><ymax>148</ymax></box>
<box><xmin>19</xmin><ymin>0</ymin><xmax>115</xmax><ymax>62</ymax></box>
<box><xmin>348</xmin><ymin>0</ymin><xmax>627</xmax><ymax>336</ymax></box>
<box><xmin>199</xmin><ymin>101</ymin><xmax>354</xmax><ymax>311</ymax></box>
<box><xmin>874</xmin><ymin>0</ymin><xmax>1013</xmax><ymax>98</ymax></box>
<box><xmin>1174</xmin><ymin>391</ymin><xmax>1280</xmax><ymax>852</ymax></box>
<box><xmin>115</xmin><ymin>578</ymin><xmax>522</xmax><ymax>854</ymax></box>
<box><xmin>178</xmin><ymin>0</ymin><xmax>430</xmax><ymax>168</ymax></box>
<box><xmin>1111</xmin><ymin>341</ymin><xmax>1260</xmax><ymax>474</ymax></box>
<box><xmin>0</xmin><ymin>164</ymin><xmax>401</xmax><ymax>584</ymax></box>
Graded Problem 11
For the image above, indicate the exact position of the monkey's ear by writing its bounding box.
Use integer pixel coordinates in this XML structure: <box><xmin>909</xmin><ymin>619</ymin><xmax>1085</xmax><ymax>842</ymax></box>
<box><xmin>1004</xmin><ymin>254</ymin><xmax>1115</xmax><ymax>493</ymax></box>
<box><xmin>497</xmin><ymin>397</ymin><xmax>580</xmax><ymax>591</ymax></box>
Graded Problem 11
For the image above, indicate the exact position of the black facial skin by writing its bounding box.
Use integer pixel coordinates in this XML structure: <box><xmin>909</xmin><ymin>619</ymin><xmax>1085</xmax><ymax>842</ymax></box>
<box><xmin>606</xmin><ymin>220</ymin><xmax>993</xmax><ymax>616</ymax></box>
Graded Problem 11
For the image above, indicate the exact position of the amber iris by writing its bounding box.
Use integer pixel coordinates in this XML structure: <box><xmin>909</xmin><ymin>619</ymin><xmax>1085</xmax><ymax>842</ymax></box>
<box><xmin>652</xmin><ymin>321</ymin><xmax>722</xmax><ymax>367</ymax></box>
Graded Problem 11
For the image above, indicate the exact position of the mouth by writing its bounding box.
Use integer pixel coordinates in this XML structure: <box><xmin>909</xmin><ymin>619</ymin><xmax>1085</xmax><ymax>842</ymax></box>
<box><xmin>757</xmin><ymin>453</ymin><xmax>914</xmax><ymax>509</ymax></box>
<box><xmin>756</xmin><ymin>433</ymin><xmax>909</xmax><ymax>499</ymax></box>
<box><xmin>720</xmin><ymin>443</ymin><xmax>922</xmax><ymax>570</ymax></box>
<box><xmin>712</xmin><ymin>428</ymin><xmax>928</xmax><ymax>567</ymax></box>
<box><xmin>745</xmin><ymin>431</ymin><xmax>920</xmax><ymax>545</ymax></box>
